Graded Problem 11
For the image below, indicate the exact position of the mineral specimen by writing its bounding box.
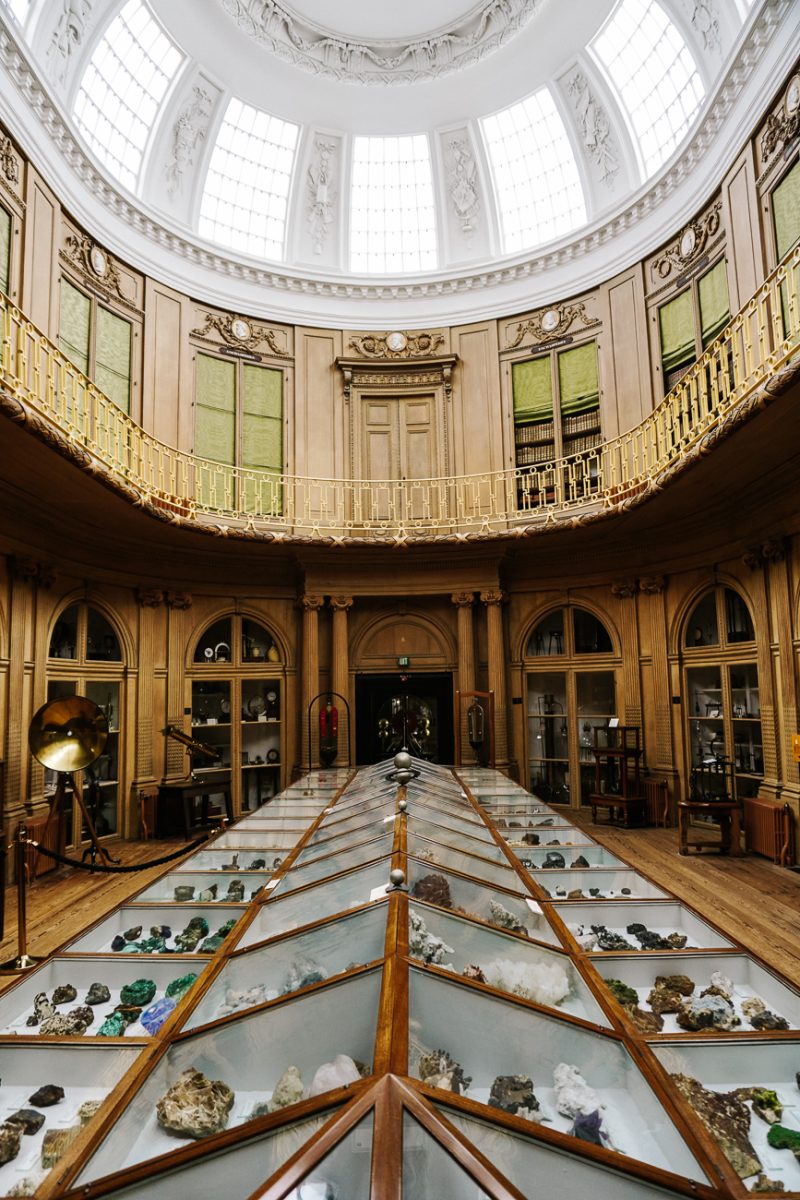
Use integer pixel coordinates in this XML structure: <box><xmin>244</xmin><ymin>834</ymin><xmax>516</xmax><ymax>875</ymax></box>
<box><xmin>745</xmin><ymin>1089</ymin><xmax>783</xmax><ymax>1125</ymax></box>
<box><xmin>676</xmin><ymin>994</ymin><xmax>740</xmax><ymax>1032</ymax></box>
<box><xmin>488</xmin><ymin>900</ymin><xmax>528</xmax><ymax>937</ymax></box>
<box><xmin>625</xmin><ymin>1005</ymin><xmax>664</xmax><ymax>1034</ymax></box>
<box><xmin>26</xmin><ymin>991</ymin><xmax>54</xmax><ymax>1027</ymax></box>
<box><xmin>120</xmin><ymin>979</ymin><xmax>156</xmax><ymax>1007</ymax></box>
<box><xmin>141</xmin><ymin>997</ymin><xmax>176</xmax><ymax>1035</ymax></box>
<box><xmin>84</xmin><ymin>982</ymin><xmax>111</xmax><ymax>1006</ymax></box>
<box><xmin>488</xmin><ymin>1075</ymin><xmax>541</xmax><ymax>1121</ymax></box>
<box><xmin>568</xmin><ymin>889</ymin><xmax>584</xmax><ymax>899</ymax></box>
<box><xmin>198</xmin><ymin>885</ymin><xmax>218</xmax><ymax>902</ymax></box>
<box><xmin>521</xmin><ymin>832</ymin><xmax>540</xmax><ymax>845</ymax></box>
<box><xmin>553</xmin><ymin>1064</ymin><xmax>604</xmax><ymax>1118</ymax></box>
<box><xmin>28</xmin><ymin>1084</ymin><xmax>64</xmax><ymax>1107</ymax></box>
<box><xmin>7</xmin><ymin>1110</ymin><xmax>45</xmax><ymax>1135</ymax></box>
<box><xmin>216</xmin><ymin>984</ymin><xmax>274</xmax><ymax>1016</ymax></box>
<box><xmin>408</xmin><ymin>909</ymin><xmax>454</xmax><ymax>968</ymax></box>
<box><xmin>111</xmin><ymin>935</ymin><xmax>126</xmax><ymax>952</ymax></box>
<box><xmin>175</xmin><ymin>917</ymin><xmax>209</xmax><ymax>952</ymax></box>
<box><xmin>606</xmin><ymin>979</ymin><xmax>639</xmax><ymax>1008</ymax></box>
<box><xmin>166</xmin><ymin>973</ymin><xmax>198</xmax><ymax>1000</ymax></box>
<box><xmin>248</xmin><ymin>858</ymin><xmax>267</xmax><ymax>869</ymax></box>
<box><xmin>708</xmin><ymin>970</ymin><xmax>733</xmax><ymax>996</ymax></box>
<box><xmin>225</xmin><ymin>880</ymin><xmax>245</xmax><ymax>902</ymax></box>
<box><xmin>156</xmin><ymin>1067</ymin><xmax>235</xmax><ymax>1139</ymax></box>
<box><xmin>284</xmin><ymin>956</ymin><xmax>330</xmax><ymax>992</ymax></box>
<box><xmin>123</xmin><ymin>926</ymin><xmax>142</xmax><ymax>942</ymax></box>
<box><xmin>39</xmin><ymin>1010</ymin><xmax>92</xmax><ymax>1036</ymax></box>
<box><xmin>589</xmin><ymin>924</ymin><xmax>633</xmax><ymax>951</ymax></box>
<box><xmin>626</xmin><ymin>923</ymin><xmax>687</xmax><ymax>950</ymax></box>
<box><xmin>672</xmin><ymin>1073</ymin><xmax>761</xmax><ymax>1179</ymax></box>
<box><xmin>51</xmin><ymin>984</ymin><xmax>77</xmax><ymax>1006</ymax></box>
<box><xmin>77</xmin><ymin>1100</ymin><xmax>102</xmax><ymax>1125</ymax></box>
<box><xmin>543</xmin><ymin>852</ymin><xmax>566</xmax><ymax>869</ymax></box>
<box><xmin>753</xmin><ymin>1175</ymin><xmax>785</xmax><ymax>1193</ymax></box>
<box><xmin>621</xmin><ymin>888</ymin><xmax>632</xmax><ymax>895</ymax></box>
<box><xmin>418</xmin><ymin>1049</ymin><xmax>471</xmax><ymax>1095</ymax></box>
<box><xmin>483</xmin><ymin>957</ymin><xmax>570</xmax><ymax>1007</ymax></box>
<box><xmin>462</xmin><ymin>964</ymin><xmax>487</xmax><ymax>983</ymax></box>
<box><xmin>741</xmin><ymin>996</ymin><xmax>766</xmax><ymax>1020</ymax></box>
<box><xmin>199</xmin><ymin>918</ymin><xmax>237</xmax><ymax>953</ymax></box>
<box><xmin>222</xmin><ymin>854</ymin><xmax>239</xmax><ymax>869</ymax></box>
<box><xmin>268</xmin><ymin>1065</ymin><xmax>305</xmax><ymax>1112</ymax></box>
<box><xmin>0</xmin><ymin>1122</ymin><xmax>22</xmax><ymax>1165</ymax></box>
<box><xmin>173</xmin><ymin>885</ymin><xmax>195</xmax><ymax>902</ymax></box>
<box><xmin>571</xmin><ymin>856</ymin><xmax>590</xmax><ymax>868</ymax></box>
<box><xmin>113</xmin><ymin>1004</ymin><xmax>142</xmax><ymax>1027</ymax></box>
<box><xmin>411</xmin><ymin>873</ymin><xmax>452</xmax><ymax>908</ymax></box>
<box><xmin>766</xmin><ymin>1125</ymin><xmax>800</xmax><ymax>1153</ymax></box>
<box><xmin>97</xmin><ymin>1013</ymin><xmax>126</xmax><ymax>1037</ymax></box>
<box><xmin>309</xmin><ymin>1054</ymin><xmax>362</xmax><ymax>1096</ymax></box>
<box><xmin>648</xmin><ymin>975</ymin><xmax>694</xmax><ymax>1015</ymax></box>
<box><xmin>750</xmin><ymin>1009</ymin><xmax>790</xmax><ymax>1031</ymax></box>
<box><xmin>152</xmin><ymin>925</ymin><xmax>172</xmax><ymax>939</ymax></box>
<box><xmin>41</xmin><ymin>1125</ymin><xmax>80</xmax><ymax>1167</ymax></box>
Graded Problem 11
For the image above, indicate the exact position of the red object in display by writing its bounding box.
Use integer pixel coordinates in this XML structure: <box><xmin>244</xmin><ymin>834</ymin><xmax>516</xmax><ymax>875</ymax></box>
<box><xmin>320</xmin><ymin>700</ymin><xmax>338</xmax><ymax>740</ymax></box>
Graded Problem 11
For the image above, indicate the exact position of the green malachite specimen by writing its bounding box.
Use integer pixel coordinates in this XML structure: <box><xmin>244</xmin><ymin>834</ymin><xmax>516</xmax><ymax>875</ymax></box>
<box><xmin>606</xmin><ymin>978</ymin><xmax>638</xmax><ymax>1007</ymax></box>
<box><xmin>97</xmin><ymin>1012</ymin><xmax>126</xmax><ymax>1037</ymax></box>
<box><xmin>165</xmin><ymin>973</ymin><xmax>198</xmax><ymax>1000</ymax></box>
<box><xmin>767</xmin><ymin>1125</ymin><xmax>800</xmax><ymax>1152</ymax></box>
<box><xmin>120</xmin><ymin>979</ymin><xmax>156</xmax><ymax>1006</ymax></box>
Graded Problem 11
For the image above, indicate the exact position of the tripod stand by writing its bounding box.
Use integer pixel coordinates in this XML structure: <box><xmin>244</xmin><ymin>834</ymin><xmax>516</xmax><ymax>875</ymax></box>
<box><xmin>33</xmin><ymin>769</ymin><xmax>119</xmax><ymax>878</ymax></box>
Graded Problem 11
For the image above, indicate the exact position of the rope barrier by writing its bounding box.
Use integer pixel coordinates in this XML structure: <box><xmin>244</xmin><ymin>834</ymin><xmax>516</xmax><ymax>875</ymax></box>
<box><xmin>24</xmin><ymin>833</ymin><xmax>212</xmax><ymax>873</ymax></box>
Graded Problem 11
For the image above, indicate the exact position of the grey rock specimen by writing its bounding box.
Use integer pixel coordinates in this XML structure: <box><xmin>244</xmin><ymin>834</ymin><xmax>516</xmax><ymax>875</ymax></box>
<box><xmin>7</xmin><ymin>1110</ymin><xmax>45</xmax><ymax>1135</ymax></box>
<box><xmin>489</xmin><ymin>1074</ymin><xmax>542</xmax><ymax>1121</ymax></box>
<box><xmin>750</xmin><ymin>1009</ymin><xmax>790</xmax><ymax>1031</ymax></box>
<box><xmin>28</xmin><ymin>1084</ymin><xmax>64</xmax><ymax>1107</ymax></box>
<box><xmin>418</xmin><ymin>1049</ymin><xmax>471</xmax><ymax>1095</ymax></box>
<box><xmin>489</xmin><ymin>899</ymin><xmax>528</xmax><ymax>937</ymax></box>
<box><xmin>156</xmin><ymin>1067</ymin><xmax>235</xmax><ymax>1139</ymax></box>
<box><xmin>543</xmin><ymin>851</ymin><xmax>566</xmax><ymax>869</ymax></box>
<box><xmin>173</xmin><ymin>885</ymin><xmax>195</xmax><ymax>901</ymax></box>
<box><xmin>409</xmin><ymin>909</ymin><xmax>454</xmax><ymax>967</ymax></box>
<box><xmin>85</xmin><ymin>982</ymin><xmax>111</xmax><ymax>1005</ymax></box>
<box><xmin>589</xmin><ymin>924</ymin><xmax>633</xmax><ymax>951</ymax></box>
<box><xmin>677</xmin><ymin>993</ymin><xmax>740</xmax><ymax>1032</ymax></box>
<box><xmin>39</xmin><ymin>1009</ymin><xmax>92</xmax><ymax>1036</ymax></box>
<box><xmin>51</xmin><ymin>984</ymin><xmax>77</xmax><ymax>1006</ymax></box>
<box><xmin>571</xmin><ymin>855</ymin><xmax>590</xmax><ymax>868</ymax></box>
<box><xmin>0</xmin><ymin>1122</ymin><xmax>22</xmax><ymax>1165</ymax></box>
<box><xmin>267</xmin><ymin>1065</ymin><xmax>305</xmax><ymax>1112</ymax></box>
<box><xmin>26</xmin><ymin>992</ymin><xmax>54</xmax><ymax>1027</ymax></box>
<box><xmin>284</xmin><ymin>956</ymin><xmax>329</xmax><ymax>992</ymax></box>
<box><xmin>123</xmin><ymin>927</ymin><xmax>142</xmax><ymax>942</ymax></box>
<box><xmin>225</xmin><ymin>879</ymin><xmax>245</xmax><ymax>901</ymax></box>
<box><xmin>198</xmin><ymin>884</ymin><xmax>218</xmax><ymax>902</ymax></box>
<box><xmin>672</xmin><ymin>1073</ymin><xmax>761</xmax><ymax>1179</ymax></box>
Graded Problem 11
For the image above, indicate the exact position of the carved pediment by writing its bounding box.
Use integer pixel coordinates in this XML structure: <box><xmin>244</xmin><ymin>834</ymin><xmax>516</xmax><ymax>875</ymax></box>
<box><xmin>506</xmin><ymin>302</ymin><xmax>600</xmax><ymax>350</ymax></box>
<box><xmin>191</xmin><ymin>310</ymin><xmax>291</xmax><ymax>358</ymax></box>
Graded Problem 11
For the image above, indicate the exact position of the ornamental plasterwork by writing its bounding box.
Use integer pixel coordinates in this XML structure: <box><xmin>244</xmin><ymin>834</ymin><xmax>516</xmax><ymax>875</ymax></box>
<box><xmin>565</xmin><ymin>70</ymin><xmax>620</xmax><ymax>187</ymax></box>
<box><xmin>191</xmin><ymin>310</ymin><xmax>291</xmax><ymax>357</ymax></box>
<box><xmin>349</xmin><ymin>331</ymin><xmax>445</xmax><ymax>359</ymax></box>
<box><xmin>47</xmin><ymin>0</ymin><xmax>95</xmax><ymax>88</ymax></box>
<box><xmin>760</xmin><ymin>73</ymin><xmax>800</xmax><ymax>166</ymax></box>
<box><xmin>680</xmin><ymin>0</ymin><xmax>721</xmax><ymax>53</ymax></box>
<box><xmin>0</xmin><ymin>132</ymin><xmax>21</xmax><ymax>206</ymax></box>
<box><xmin>166</xmin><ymin>86</ymin><xmax>214</xmax><ymax>197</ymax></box>
<box><xmin>651</xmin><ymin>201</ymin><xmax>722</xmax><ymax>281</ymax></box>
<box><xmin>445</xmin><ymin>137</ymin><xmax>480</xmax><ymax>234</ymax></box>
<box><xmin>217</xmin><ymin>0</ymin><xmax>543</xmax><ymax>85</ymax></box>
<box><xmin>60</xmin><ymin>233</ymin><xmax>136</xmax><ymax>307</ymax></box>
<box><xmin>337</xmin><ymin>357</ymin><xmax>457</xmax><ymax>399</ymax></box>
<box><xmin>306</xmin><ymin>137</ymin><xmax>336</xmax><ymax>255</ymax></box>
<box><xmin>506</xmin><ymin>302</ymin><xmax>600</xmax><ymax>349</ymax></box>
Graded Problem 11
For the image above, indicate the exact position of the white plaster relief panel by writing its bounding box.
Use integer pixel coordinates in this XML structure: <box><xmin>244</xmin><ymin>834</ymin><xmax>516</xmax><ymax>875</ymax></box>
<box><xmin>437</xmin><ymin>126</ymin><xmax>492</xmax><ymax>264</ymax></box>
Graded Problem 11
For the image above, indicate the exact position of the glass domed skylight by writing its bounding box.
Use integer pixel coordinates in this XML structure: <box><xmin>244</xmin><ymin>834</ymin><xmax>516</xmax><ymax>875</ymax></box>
<box><xmin>350</xmin><ymin>135</ymin><xmax>438</xmax><ymax>273</ymax></box>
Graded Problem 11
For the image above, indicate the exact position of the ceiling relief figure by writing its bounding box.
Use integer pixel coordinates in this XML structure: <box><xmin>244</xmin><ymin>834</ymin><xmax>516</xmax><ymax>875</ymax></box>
<box><xmin>47</xmin><ymin>0</ymin><xmax>94</xmax><ymax>87</ymax></box>
<box><xmin>217</xmin><ymin>0</ymin><xmax>546</xmax><ymax>84</ymax></box>
<box><xmin>446</xmin><ymin>137</ymin><xmax>481</xmax><ymax>235</ymax></box>
<box><xmin>166</xmin><ymin>86</ymin><xmax>214</xmax><ymax>198</ymax></box>
<box><xmin>566</xmin><ymin>69</ymin><xmax>620</xmax><ymax>187</ymax></box>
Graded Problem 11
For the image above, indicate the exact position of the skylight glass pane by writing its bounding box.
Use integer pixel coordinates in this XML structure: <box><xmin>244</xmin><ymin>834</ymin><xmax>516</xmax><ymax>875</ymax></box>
<box><xmin>591</xmin><ymin>0</ymin><xmax>705</xmax><ymax>178</ymax></box>
<box><xmin>4</xmin><ymin>0</ymin><xmax>30</xmax><ymax>24</ymax></box>
<box><xmin>73</xmin><ymin>0</ymin><xmax>182</xmax><ymax>191</ymax></box>
<box><xmin>199</xmin><ymin>97</ymin><xmax>299</xmax><ymax>261</ymax></box>
<box><xmin>481</xmin><ymin>88</ymin><xmax>586</xmax><ymax>255</ymax></box>
<box><xmin>349</xmin><ymin>135</ymin><xmax>437</xmax><ymax>273</ymax></box>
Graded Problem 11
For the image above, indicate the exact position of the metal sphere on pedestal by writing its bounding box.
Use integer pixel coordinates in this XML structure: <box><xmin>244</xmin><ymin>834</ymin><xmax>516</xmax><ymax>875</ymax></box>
<box><xmin>398</xmin><ymin>797</ymin><xmax>408</xmax><ymax>812</ymax></box>
<box><xmin>393</xmin><ymin>750</ymin><xmax>412</xmax><ymax>772</ymax></box>
<box><xmin>388</xmin><ymin>868</ymin><xmax>406</xmax><ymax>889</ymax></box>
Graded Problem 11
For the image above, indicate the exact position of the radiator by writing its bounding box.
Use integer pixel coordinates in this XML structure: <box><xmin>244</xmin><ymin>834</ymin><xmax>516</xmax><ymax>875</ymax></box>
<box><xmin>644</xmin><ymin>778</ymin><xmax>669</xmax><ymax>827</ymax></box>
<box><xmin>743</xmin><ymin>797</ymin><xmax>796</xmax><ymax>865</ymax></box>
<box><xmin>23</xmin><ymin>812</ymin><xmax>62</xmax><ymax>880</ymax></box>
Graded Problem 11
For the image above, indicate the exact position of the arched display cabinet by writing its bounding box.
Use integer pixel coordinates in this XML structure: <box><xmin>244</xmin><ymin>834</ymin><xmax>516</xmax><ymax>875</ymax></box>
<box><xmin>45</xmin><ymin>600</ymin><xmax>126</xmax><ymax>845</ymax></box>
<box><xmin>681</xmin><ymin>585</ymin><xmax>763</xmax><ymax>800</ymax></box>
<box><xmin>523</xmin><ymin>606</ymin><xmax>619</xmax><ymax>808</ymax></box>
<box><xmin>188</xmin><ymin>614</ymin><xmax>286</xmax><ymax>813</ymax></box>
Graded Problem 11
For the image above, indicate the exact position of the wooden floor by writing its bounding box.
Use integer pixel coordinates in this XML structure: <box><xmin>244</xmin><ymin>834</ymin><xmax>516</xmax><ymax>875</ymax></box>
<box><xmin>0</xmin><ymin>837</ymin><xmax>187</xmax><ymax>992</ymax></box>
<box><xmin>1</xmin><ymin>821</ymin><xmax>799</xmax><ymax>994</ymax></box>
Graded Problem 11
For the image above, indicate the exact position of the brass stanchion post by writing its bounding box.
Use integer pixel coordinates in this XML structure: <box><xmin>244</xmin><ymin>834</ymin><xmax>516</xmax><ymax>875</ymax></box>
<box><xmin>0</xmin><ymin>825</ymin><xmax>42</xmax><ymax>972</ymax></box>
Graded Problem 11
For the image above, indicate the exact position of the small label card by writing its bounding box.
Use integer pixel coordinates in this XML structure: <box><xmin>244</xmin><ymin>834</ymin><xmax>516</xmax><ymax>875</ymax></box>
<box><xmin>525</xmin><ymin>899</ymin><xmax>543</xmax><ymax>915</ymax></box>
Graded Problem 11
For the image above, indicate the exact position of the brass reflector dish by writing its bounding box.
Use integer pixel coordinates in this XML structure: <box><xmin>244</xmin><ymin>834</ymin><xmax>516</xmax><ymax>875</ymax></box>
<box><xmin>28</xmin><ymin>696</ymin><xmax>108</xmax><ymax>772</ymax></box>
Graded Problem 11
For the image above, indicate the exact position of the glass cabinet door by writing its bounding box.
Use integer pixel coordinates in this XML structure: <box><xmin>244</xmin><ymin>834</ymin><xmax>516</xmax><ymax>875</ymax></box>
<box><xmin>576</xmin><ymin>671</ymin><xmax>616</xmax><ymax>804</ymax></box>
<box><xmin>191</xmin><ymin>680</ymin><xmax>233</xmax><ymax>770</ymax></box>
<box><xmin>686</xmin><ymin>663</ymin><xmax>762</xmax><ymax>799</ymax></box>
<box><xmin>527</xmin><ymin>673</ymin><xmax>568</xmax><ymax>804</ymax></box>
<box><xmin>84</xmin><ymin>680</ymin><xmax>120</xmax><ymax>836</ymax></box>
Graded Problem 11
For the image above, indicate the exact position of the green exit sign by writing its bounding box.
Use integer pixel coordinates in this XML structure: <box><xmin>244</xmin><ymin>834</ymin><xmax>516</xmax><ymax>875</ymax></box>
<box><xmin>397</xmin><ymin>656</ymin><xmax>410</xmax><ymax>667</ymax></box>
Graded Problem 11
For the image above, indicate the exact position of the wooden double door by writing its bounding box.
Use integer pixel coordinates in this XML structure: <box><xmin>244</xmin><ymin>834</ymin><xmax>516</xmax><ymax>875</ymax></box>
<box><xmin>357</xmin><ymin>394</ymin><xmax>445</xmax><ymax>522</ymax></box>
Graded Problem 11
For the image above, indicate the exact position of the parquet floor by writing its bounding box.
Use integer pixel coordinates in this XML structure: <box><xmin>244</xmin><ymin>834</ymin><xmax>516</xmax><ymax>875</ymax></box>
<box><xmin>1</xmin><ymin>820</ymin><xmax>799</xmax><ymax>997</ymax></box>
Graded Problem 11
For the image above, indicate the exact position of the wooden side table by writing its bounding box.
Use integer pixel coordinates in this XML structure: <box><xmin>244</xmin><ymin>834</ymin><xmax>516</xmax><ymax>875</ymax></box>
<box><xmin>678</xmin><ymin>800</ymin><xmax>743</xmax><ymax>856</ymax></box>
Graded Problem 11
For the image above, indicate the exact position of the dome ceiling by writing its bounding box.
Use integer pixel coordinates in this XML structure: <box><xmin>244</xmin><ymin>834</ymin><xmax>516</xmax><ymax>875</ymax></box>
<box><xmin>0</xmin><ymin>0</ymin><xmax>797</xmax><ymax>325</ymax></box>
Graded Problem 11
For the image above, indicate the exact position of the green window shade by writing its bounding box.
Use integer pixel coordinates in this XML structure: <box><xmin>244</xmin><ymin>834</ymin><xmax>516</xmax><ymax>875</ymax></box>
<box><xmin>558</xmin><ymin>341</ymin><xmax>599</xmax><ymax>416</ymax></box>
<box><xmin>95</xmin><ymin>306</ymin><xmax>131</xmax><ymax>413</ymax></box>
<box><xmin>772</xmin><ymin>158</ymin><xmax>800</xmax><ymax>260</ymax></box>
<box><xmin>512</xmin><ymin>357</ymin><xmax>552</xmax><ymax>424</ymax></box>
<box><xmin>0</xmin><ymin>205</ymin><xmax>11</xmax><ymax>296</ymax></box>
<box><xmin>242</xmin><ymin>363</ymin><xmax>282</xmax><ymax>470</ymax></box>
<box><xmin>698</xmin><ymin>260</ymin><xmax>730</xmax><ymax>348</ymax></box>
<box><xmin>659</xmin><ymin>289</ymin><xmax>695</xmax><ymax>375</ymax></box>
<box><xmin>58</xmin><ymin>278</ymin><xmax>91</xmax><ymax>375</ymax></box>
<box><xmin>195</xmin><ymin>353</ymin><xmax>235</xmax><ymax>464</ymax></box>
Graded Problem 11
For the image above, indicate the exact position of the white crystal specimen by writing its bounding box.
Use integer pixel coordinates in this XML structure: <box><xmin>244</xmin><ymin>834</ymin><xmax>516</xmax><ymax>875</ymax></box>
<box><xmin>483</xmin><ymin>957</ymin><xmax>570</xmax><ymax>1007</ymax></box>
<box><xmin>409</xmin><ymin>909</ymin><xmax>454</xmax><ymax>968</ymax></box>
<box><xmin>309</xmin><ymin>1054</ymin><xmax>362</xmax><ymax>1097</ymax></box>
<box><xmin>553</xmin><ymin>1063</ymin><xmax>605</xmax><ymax>1117</ymax></box>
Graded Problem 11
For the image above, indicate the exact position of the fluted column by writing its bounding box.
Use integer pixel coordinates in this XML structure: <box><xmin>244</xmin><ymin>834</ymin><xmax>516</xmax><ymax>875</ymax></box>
<box><xmin>300</xmin><ymin>595</ymin><xmax>324</xmax><ymax>769</ymax></box>
<box><xmin>451</xmin><ymin>592</ymin><xmax>476</xmax><ymax>763</ymax></box>
<box><xmin>4</xmin><ymin>558</ymin><xmax>39</xmax><ymax>830</ymax></box>
<box><xmin>329</xmin><ymin>595</ymin><xmax>353</xmax><ymax>766</ymax></box>
<box><xmin>481</xmin><ymin>589</ymin><xmax>508</xmax><ymax>765</ymax></box>
<box><xmin>164</xmin><ymin>591</ymin><xmax>192</xmax><ymax>781</ymax></box>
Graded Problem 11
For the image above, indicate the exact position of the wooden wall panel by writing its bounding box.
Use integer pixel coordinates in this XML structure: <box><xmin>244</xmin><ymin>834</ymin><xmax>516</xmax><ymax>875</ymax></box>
<box><xmin>295</xmin><ymin>328</ymin><xmax>342</xmax><ymax>479</ymax></box>
<box><xmin>143</xmin><ymin>281</ymin><xmax>189</xmax><ymax>450</ymax></box>
<box><xmin>601</xmin><ymin>265</ymin><xmax>653</xmax><ymax>435</ymax></box>
<box><xmin>721</xmin><ymin>147</ymin><xmax>765</xmax><ymax>311</ymax></box>
<box><xmin>451</xmin><ymin>323</ymin><xmax>504</xmax><ymax>476</ymax></box>
<box><xmin>21</xmin><ymin>171</ymin><xmax>59</xmax><ymax>337</ymax></box>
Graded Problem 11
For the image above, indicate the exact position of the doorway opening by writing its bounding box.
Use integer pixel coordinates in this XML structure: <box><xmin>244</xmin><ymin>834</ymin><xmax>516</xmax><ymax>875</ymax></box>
<box><xmin>355</xmin><ymin>673</ymin><xmax>454</xmax><ymax>765</ymax></box>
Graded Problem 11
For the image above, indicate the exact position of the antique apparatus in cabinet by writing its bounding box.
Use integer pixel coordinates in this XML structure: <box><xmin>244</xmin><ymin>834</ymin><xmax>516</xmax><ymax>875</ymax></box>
<box><xmin>589</xmin><ymin>725</ymin><xmax>645</xmax><ymax>826</ymax></box>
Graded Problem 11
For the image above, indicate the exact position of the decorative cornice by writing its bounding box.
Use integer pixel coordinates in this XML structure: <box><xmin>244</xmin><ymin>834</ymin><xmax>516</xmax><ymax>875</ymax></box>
<box><xmin>217</xmin><ymin>0</ymin><xmax>543</xmax><ymax>85</ymax></box>
<box><xmin>60</xmin><ymin>232</ymin><xmax>138</xmax><ymax>310</ymax></box>
<box><xmin>760</xmin><ymin>72</ymin><xmax>800</xmax><ymax>167</ymax></box>
<box><xmin>336</xmin><ymin>355</ymin><xmax>458</xmax><ymax>400</ymax></box>
<box><xmin>506</xmin><ymin>302</ymin><xmax>600</xmax><ymax>350</ymax></box>
<box><xmin>611</xmin><ymin>580</ymin><xmax>637</xmax><ymax>599</ymax></box>
<box><xmin>651</xmin><ymin>201</ymin><xmax>722</xmax><ymax>281</ymax></box>
<box><xmin>0</xmin><ymin>3</ymin><xmax>792</xmax><ymax>323</ymax></box>
<box><xmin>190</xmin><ymin>311</ymin><xmax>291</xmax><ymax>357</ymax></box>
<box><xmin>349</xmin><ymin>331</ymin><xmax>445</xmax><ymax>360</ymax></box>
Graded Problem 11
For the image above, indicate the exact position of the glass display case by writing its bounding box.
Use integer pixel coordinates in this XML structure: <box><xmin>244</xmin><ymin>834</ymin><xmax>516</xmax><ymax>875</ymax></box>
<box><xmin>535</xmin><ymin>868</ymin><xmax>670</xmax><ymax>901</ymax></box>
<box><xmin>63</xmin><ymin>905</ymin><xmax>244</xmax><ymax>955</ymax></box>
<box><xmin>276</xmin><ymin>835</ymin><xmax>394</xmax><ymax>894</ymax></box>
<box><xmin>134</xmin><ymin>870</ymin><xmax>271</xmax><ymax>905</ymax></box>
<box><xmin>238</xmin><ymin>868</ymin><xmax>392</xmax><ymax>949</ymax></box>
<box><xmin>553</xmin><ymin>900</ymin><xmax>736</xmax><ymax>953</ymax></box>
<box><xmin>406</xmin><ymin>835</ymin><xmax>521</xmax><ymax>890</ymax></box>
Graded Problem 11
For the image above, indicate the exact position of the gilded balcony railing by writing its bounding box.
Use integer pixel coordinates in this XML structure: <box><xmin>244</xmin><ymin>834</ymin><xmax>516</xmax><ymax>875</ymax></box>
<box><xmin>1</xmin><ymin>245</ymin><xmax>798</xmax><ymax>542</ymax></box>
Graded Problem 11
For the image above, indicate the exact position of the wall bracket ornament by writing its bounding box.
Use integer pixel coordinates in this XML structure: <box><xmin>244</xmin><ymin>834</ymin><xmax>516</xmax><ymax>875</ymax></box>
<box><xmin>506</xmin><ymin>302</ymin><xmax>600</xmax><ymax>349</ymax></box>
<box><xmin>349</xmin><ymin>331</ymin><xmax>445</xmax><ymax>360</ymax></box>
<box><xmin>760</xmin><ymin>74</ymin><xmax>800</xmax><ymax>166</ymax></box>
<box><xmin>191</xmin><ymin>311</ymin><xmax>290</xmax><ymax>357</ymax></box>
<box><xmin>60</xmin><ymin>233</ymin><xmax>134</xmax><ymax>307</ymax></box>
<box><xmin>652</xmin><ymin>201</ymin><xmax>722</xmax><ymax>280</ymax></box>
<box><xmin>217</xmin><ymin>0</ymin><xmax>544</xmax><ymax>85</ymax></box>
